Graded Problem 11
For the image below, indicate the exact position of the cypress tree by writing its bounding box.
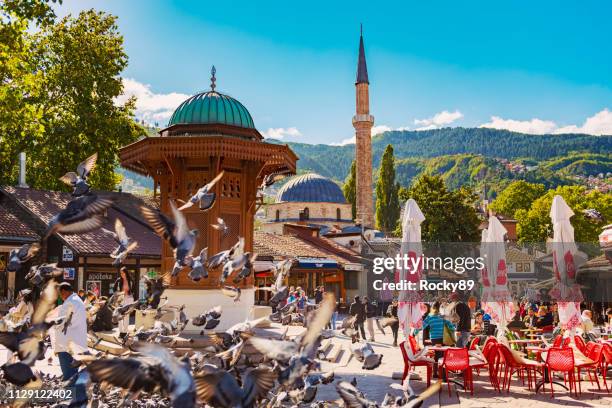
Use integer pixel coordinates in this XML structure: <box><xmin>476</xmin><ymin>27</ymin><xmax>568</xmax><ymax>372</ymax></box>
<box><xmin>375</xmin><ymin>144</ymin><xmax>400</xmax><ymax>232</ymax></box>
<box><xmin>343</xmin><ymin>160</ymin><xmax>357</xmax><ymax>220</ymax></box>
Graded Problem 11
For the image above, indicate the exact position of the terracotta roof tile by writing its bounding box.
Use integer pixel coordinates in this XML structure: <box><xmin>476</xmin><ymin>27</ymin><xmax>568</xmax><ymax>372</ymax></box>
<box><xmin>254</xmin><ymin>231</ymin><xmax>364</xmax><ymax>266</ymax></box>
<box><xmin>0</xmin><ymin>205</ymin><xmax>39</xmax><ymax>240</ymax></box>
<box><xmin>2</xmin><ymin>186</ymin><xmax>160</xmax><ymax>257</ymax></box>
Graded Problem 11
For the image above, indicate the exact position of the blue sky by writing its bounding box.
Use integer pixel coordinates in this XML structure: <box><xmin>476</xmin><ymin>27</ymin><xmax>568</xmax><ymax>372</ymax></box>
<box><xmin>61</xmin><ymin>0</ymin><xmax>612</xmax><ymax>144</ymax></box>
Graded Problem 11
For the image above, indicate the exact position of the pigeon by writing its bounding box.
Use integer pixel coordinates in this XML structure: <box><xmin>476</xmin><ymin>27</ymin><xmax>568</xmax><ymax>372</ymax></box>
<box><xmin>351</xmin><ymin>341</ymin><xmax>383</xmax><ymax>370</ymax></box>
<box><xmin>191</xmin><ymin>306</ymin><xmax>222</xmax><ymax>329</ymax></box>
<box><xmin>211</xmin><ymin>217</ymin><xmax>229</xmax><ymax>237</ymax></box>
<box><xmin>177</xmin><ymin>171</ymin><xmax>225</xmax><ymax>211</ymax></box>
<box><xmin>24</xmin><ymin>263</ymin><xmax>63</xmax><ymax>288</ymax></box>
<box><xmin>144</xmin><ymin>276</ymin><xmax>168</xmax><ymax>309</ymax></box>
<box><xmin>142</xmin><ymin>200</ymin><xmax>198</xmax><ymax>273</ymax></box>
<box><xmin>186</xmin><ymin>247</ymin><xmax>209</xmax><ymax>282</ymax></box>
<box><xmin>112</xmin><ymin>300</ymin><xmax>141</xmax><ymax>325</ymax></box>
<box><xmin>232</xmin><ymin>253</ymin><xmax>257</xmax><ymax>284</ymax></box>
<box><xmin>260</xmin><ymin>170</ymin><xmax>290</xmax><ymax>190</ymax></box>
<box><xmin>583</xmin><ymin>208</ymin><xmax>603</xmax><ymax>221</ymax></box>
<box><xmin>44</xmin><ymin>193</ymin><xmax>114</xmax><ymax>239</ymax></box>
<box><xmin>221</xmin><ymin>250</ymin><xmax>252</xmax><ymax>284</ymax></box>
<box><xmin>272</xmin><ymin>258</ymin><xmax>296</xmax><ymax>292</ymax></box>
<box><xmin>58</xmin><ymin>152</ymin><xmax>97</xmax><ymax>197</ymax></box>
<box><xmin>194</xmin><ymin>364</ymin><xmax>276</xmax><ymax>408</ymax></box>
<box><xmin>206</xmin><ymin>237</ymin><xmax>245</xmax><ymax>270</ymax></box>
<box><xmin>1</xmin><ymin>362</ymin><xmax>41</xmax><ymax>386</ymax></box>
<box><xmin>221</xmin><ymin>285</ymin><xmax>241</xmax><ymax>302</ymax></box>
<box><xmin>336</xmin><ymin>381</ymin><xmax>378</xmax><ymax>408</ymax></box>
<box><xmin>376</xmin><ymin>316</ymin><xmax>399</xmax><ymax>335</ymax></box>
<box><xmin>7</xmin><ymin>243</ymin><xmax>40</xmax><ymax>272</ymax></box>
<box><xmin>109</xmin><ymin>218</ymin><xmax>138</xmax><ymax>267</ymax></box>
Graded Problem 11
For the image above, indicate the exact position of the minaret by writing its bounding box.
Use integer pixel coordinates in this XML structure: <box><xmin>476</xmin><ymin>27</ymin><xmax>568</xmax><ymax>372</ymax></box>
<box><xmin>353</xmin><ymin>26</ymin><xmax>374</xmax><ymax>227</ymax></box>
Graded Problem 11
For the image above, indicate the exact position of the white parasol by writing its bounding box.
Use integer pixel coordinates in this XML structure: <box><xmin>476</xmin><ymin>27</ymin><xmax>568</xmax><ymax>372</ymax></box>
<box><xmin>481</xmin><ymin>216</ymin><xmax>514</xmax><ymax>337</ymax></box>
<box><xmin>549</xmin><ymin>195</ymin><xmax>584</xmax><ymax>332</ymax></box>
<box><xmin>397</xmin><ymin>199</ymin><xmax>427</xmax><ymax>337</ymax></box>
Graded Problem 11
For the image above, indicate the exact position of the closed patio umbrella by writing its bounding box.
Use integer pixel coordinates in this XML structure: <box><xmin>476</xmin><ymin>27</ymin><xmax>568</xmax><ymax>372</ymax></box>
<box><xmin>549</xmin><ymin>195</ymin><xmax>584</xmax><ymax>334</ymax></box>
<box><xmin>481</xmin><ymin>216</ymin><xmax>514</xmax><ymax>336</ymax></box>
<box><xmin>397</xmin><ymin>198</ymin><xmax>426</xmax><ymax>337</ymax></box>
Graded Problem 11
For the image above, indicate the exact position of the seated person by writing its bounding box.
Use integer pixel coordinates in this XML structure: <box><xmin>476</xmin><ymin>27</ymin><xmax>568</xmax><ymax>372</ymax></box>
<box><xmin>534</xmin><ymin>305</ymin><xmax>553</xmax><ymax>328</ymax></box>
<box><xmin>523</xmin><ymin>307</ymin><xmax>537</xmax><ymax>327</ymax></box>
<box><xmin>507</xmin><ymin>311</ymin><xmax>527</xmax><ymax>331</ymax></box>
<box><xmin>91</xmin><ymin>297</ymin><xmax>113</xmax><ymax>332</ymax></box>
<box><xmin>471</xmin><ymin>311</ymin><xmax>484</xmax><ymax>335</ymax></box>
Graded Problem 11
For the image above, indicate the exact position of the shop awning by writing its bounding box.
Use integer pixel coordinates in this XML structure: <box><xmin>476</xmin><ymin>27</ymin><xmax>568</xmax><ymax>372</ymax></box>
<box><xmin>296</xmin><ymin>258</ymin><xmax>339</xmax><ymax>269</ymax></box>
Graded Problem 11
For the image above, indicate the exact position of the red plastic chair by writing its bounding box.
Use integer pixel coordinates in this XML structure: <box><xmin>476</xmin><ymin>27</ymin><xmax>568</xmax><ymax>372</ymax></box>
<box><xmin>552</xmin><ymin>335</ymin><xmax>570</xmax><ymax>348</ymax></box>
<box><xmin>497</xmin><ymin>343</ymin><xmax>543</xmax><ymax>392</ymax></box>
<box><xmin>576</xmin><ymin>343</ymin><xmax>604</xmax><ymax>394</ymax></box>
<box><xmin>471</xmin><ymin>341</ymin><xmax>502</xmax><ymax>391</ymax></box>
<box><xmin>540</xmin><ymin>325</ymin><xmax>554</xmax><ymax>333</ymax></box>
<box><xmin>574</xmin><ymin>336</ymin><xmax>587</xmax><ymax>354</ymax></box>
<box><xmin>468</xmin><ymin>337</ymin><xmax>480</xmax><ymax>350</ymax></box>
<box><xmin>439</xmin><ymin>348</ymin><xmax>473</xmax><ymax>396</ymax></box>
<box><xmin>400</xmin><ymin>339</ymin><xmax>432</xmax><ymax>386</ymax></box>
<box><xmin>601</xmin><ymin>343</ymin><xmax>611</xmax><ymax>392</ymax></box>
<box><xmin>545</xmin><ymin>347</ymin><xmax>578</xmax><ymax>397</ymax></box>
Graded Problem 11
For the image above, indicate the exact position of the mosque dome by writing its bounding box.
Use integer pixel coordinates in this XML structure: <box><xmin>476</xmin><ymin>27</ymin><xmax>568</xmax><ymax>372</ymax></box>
<box><xmin>275</xmin><ymin>173</ymin><xmax>346</xmax><ymax>204</ymax></box>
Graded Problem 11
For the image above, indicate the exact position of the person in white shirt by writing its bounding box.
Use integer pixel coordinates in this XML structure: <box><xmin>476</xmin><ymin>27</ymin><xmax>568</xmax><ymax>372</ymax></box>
<box><xmin>580</xmin><ymin>309</ymin><xmax>595</xmax><ymax>337</ymax></box>
<box><xmin>55</xmin><ymin>282</ymin><xmax>88</xmax><ymax>380</ymax></box>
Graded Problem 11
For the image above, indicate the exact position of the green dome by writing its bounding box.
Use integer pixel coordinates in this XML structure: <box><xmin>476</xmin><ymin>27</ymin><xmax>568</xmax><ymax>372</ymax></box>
<box><xmin>168</xmin><ymin>91</ymin><xmax>255</xmax><ymax>129</ymax></box>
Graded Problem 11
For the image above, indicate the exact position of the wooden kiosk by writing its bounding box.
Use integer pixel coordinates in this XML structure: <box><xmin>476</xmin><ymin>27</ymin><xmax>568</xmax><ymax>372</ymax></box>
<box><xmin>119</xmin><ymin>69</ymin><xmax>297</xmax><ymax>329</ymax></box>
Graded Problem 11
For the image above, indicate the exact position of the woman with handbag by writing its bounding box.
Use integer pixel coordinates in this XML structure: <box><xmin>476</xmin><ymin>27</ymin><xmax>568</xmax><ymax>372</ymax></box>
<box><xmin>414</xmin><ymin>301</ymin><xmax>455</xmax><ymax>379</ymax></box>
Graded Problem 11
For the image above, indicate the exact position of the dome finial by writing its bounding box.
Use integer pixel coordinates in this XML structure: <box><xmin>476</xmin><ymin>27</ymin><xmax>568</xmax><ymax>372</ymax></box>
<box><xmin>210</xmin><ymin>65</ymin><xmax>217</xmax><ymax>91</ymax></box>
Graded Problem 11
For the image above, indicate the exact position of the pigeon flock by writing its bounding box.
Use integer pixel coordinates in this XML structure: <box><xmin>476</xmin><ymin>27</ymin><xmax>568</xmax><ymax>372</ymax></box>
<box><xmin>0</xmin><ymin>153</ymin><xmax>441</xmax><ymax>407</ymax></box>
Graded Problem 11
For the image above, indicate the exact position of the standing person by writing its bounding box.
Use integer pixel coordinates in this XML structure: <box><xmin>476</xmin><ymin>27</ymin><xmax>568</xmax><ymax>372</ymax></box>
<box><xmin>551</xmin><ymin>303</ymin><xmax>560</xmax><ymax>327</ymax></box>
<box><xmin>314</xmin><ymin>286</ymin><xmax>323</xmax><ymax>304</ymax></box>
<box><xmin>112</xmin><ymin>267</ymin><xmax>134</xmax><ymax>339</ymax></box>
<box><xmin>451</xmin><ymin>293</ymin><xmax>471</xmax><ymax>348</ymax></box>
<box><xmin>349</xmin><ymin>295</ymin><xmax>366</xmax><ymax>340</ymax></box>
<box><xmin>364</xmin><ymin>296</ymin><xmax>376</xmax><ymax>342</ymax></box>
<box><xmin>386</xmin><ymin>298</ymin><xmax>400</xmax><ymax>347</ymax></box>
<box><xmin>415</xmin><ymin>302</ymin><xmax>455</xmax><ymax>379</ymax></box>
<box><xmin>54</xmin><ymin>282</ymin><xmax>87</xmax><ymax>380</ymax></box>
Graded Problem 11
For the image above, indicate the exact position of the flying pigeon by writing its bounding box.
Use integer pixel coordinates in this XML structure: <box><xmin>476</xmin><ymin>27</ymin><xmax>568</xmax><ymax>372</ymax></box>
<box><xmin>177</xmin><ymin>171</ymin><xmax>225</xmax><ymax>211</ymax></box>
<box><xmin>7</xmin><ymin>243</ymin><xmax>40</xmax><ymax>272</ymax></box>
<box><xmin>58</xmin><ymin>153</ymin><xmax>98</xmax><ymax>197</ymax></box>
<box><xmin>109</xmin><ymin>218</ymin><xmax>138</xmax><ymax>266</ymax></box>
<box><xmin>44</xmin><ymin>193</ymin><xmax>114</xmax><ymax>239</ymax></box>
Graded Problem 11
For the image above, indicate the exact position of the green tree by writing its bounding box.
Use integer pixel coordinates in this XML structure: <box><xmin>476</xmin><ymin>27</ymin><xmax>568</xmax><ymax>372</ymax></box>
<box><xmin>516</xmin><ymin>185</ymin><xmax>611</xmax><ymax>244</ymax></box>
<box><xmin>343</xmin><ymin>160</ymin><xmax>356</xmax><ymax>220</ymax></box>
<box><xmin>397</xmin><ymin>174</ymin><xmax>481</xmax><ymax>242</ymax></box>
<box><xmin>0</xmin><ymin>3</ymin><xmax>144</xmax><ymax>190</ymax></box>
<box><xmin>375</xmin><ymin>144</ymin><xmax>400</xmax><ymax>232</ymax></box>
<box><xmin>489</xmin><ymin>180</ymin><xmax>546</xmax><ymax>218</ymax></box>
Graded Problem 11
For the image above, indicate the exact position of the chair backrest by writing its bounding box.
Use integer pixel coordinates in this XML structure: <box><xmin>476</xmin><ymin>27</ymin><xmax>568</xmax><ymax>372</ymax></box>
<box><xmin>546</xmin><ymin>347</ymin><xmax>575</xmax><ymax>372</ymax></box>
<box><xmin>552</xmin><ymin>335</ymin><xmax>562</xmax><ymax>347</ymax></box>
<box><xmin>408</xmin><ymin>335</ymin><xmax>420</xmax><ymax>354</ymax></box>
<box><xmin>584</xmin><ymin>341</ymin><xmax>596</xmax><ymax>358</ymax></box>
<box><xmin>574</xmin><ymin>335</ymin><xmax>586</xmax><ymax>352</ymax></box>
<box><xmin>562</xmin><ymin>337</ymin><xmax>571</xmax><ymax>347</ymax></box>
<box><xmin>483</xmin><ymin>336</ymin><xmax>498</xmax><ymax>348</ymax></box>
<box><xmin>400</xmin><ymin>341</ymin><xmax>410</xmax><ymax>363</ymax></box>
<box><xmin>481</xmin><ymin>339</ymin><xmax>496</xmax><ymax>360</ymax></box>
<box><xmin>469</xmin><ymin>337</ymin><xmax>480</xmax><ymax>350</ymax></box>
<box><xmin>442</xmin><ymin>347</ymin><xmax>470</xmax><ymax>371</ymax></box>
<box><xmin>497</xmin><ymin>343</ymin><xmax>521</xmax><ymax>366</ymax></box>
<box><xmin>587</xmin><ymin>343</ymin><xmax>604</xmax><ymax>362</ymax></box>
<box><xmin>602</xmin><ymin>343</ymin><xmax>612</xmax><ymax>363</ymax></box>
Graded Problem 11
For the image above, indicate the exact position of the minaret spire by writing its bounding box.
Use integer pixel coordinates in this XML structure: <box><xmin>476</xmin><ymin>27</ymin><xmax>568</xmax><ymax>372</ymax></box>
<box><xmin>356</xmin><ymin>25</ymin><xmax>369</xmax><ymax>84</ymax></box>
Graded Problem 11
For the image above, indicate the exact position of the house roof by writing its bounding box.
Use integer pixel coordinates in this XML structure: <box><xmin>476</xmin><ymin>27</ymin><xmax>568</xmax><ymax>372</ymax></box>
<box><xmin>506</xmin><ymin>248</ymin><xmax>535</xmax><ymax>263</ymax></box>
<box><xmin>0</xmin><ymin>205</ymin><xmax>39</xmax><ymax>241</ymax></box>
<box><xmin>2</xmin><ymin>186</ymin><xmax>161</xmax><ymax>257</ymax></box>
<box><xmin>254</xmin><ymin>231</ymin><xmax>364</xmax><ymax>266</ymax></box>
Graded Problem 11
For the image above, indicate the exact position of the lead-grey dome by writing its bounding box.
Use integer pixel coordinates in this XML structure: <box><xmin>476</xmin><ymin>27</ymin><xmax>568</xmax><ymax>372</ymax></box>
<box><xmin>275</xmin><ymin>173</ymin><xmax>346</xmax><ymax>204</ymax></box>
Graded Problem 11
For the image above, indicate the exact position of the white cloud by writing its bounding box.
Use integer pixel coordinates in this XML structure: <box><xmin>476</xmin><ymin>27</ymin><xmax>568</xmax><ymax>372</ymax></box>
<box><xmin>262</xmin><ymin>127</ymin><xmax>302</xmax><ymax>140</ymax></box>
<box><xmin>371</xmin><ymin>125</ymin><xmax>393</xmax><ymax>136</ymax></box>
<box><xmin>554</xmin><ymin>109</ymin><xmax>612</xmax><ymax>135</ymax></box>
<box><xmin>479</xmin><ymin>116</ymin><xmax>557</xmax><ymax>135</ymax></box>
<box><xmin>480</xmin><ymin>109</ymin><xmax>612</xmax><ymax>135</ymax></box>
<box><xmin>330</xmin><ymin>136</ymin><xmax>356</xmax><ymax>146</ymax></box>
<box><xmin>414</xmin><ymin>110</ymin><xmax>463</xmax><ymax>130</ymax></box>
<box><xmin>116</xmin><ymin>78</ymin><xmax>189</xmax><ymax>126</ymax></box>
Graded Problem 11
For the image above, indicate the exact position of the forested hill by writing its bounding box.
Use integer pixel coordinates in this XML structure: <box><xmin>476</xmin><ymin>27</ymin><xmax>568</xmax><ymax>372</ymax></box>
<box><xmin>274</xmin><ymin>128</ymin><xmax>611</xmax><ymax>182</ymax></box>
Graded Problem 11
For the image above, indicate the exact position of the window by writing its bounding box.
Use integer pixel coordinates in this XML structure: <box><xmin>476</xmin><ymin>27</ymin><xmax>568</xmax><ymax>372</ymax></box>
<box><xmin>275</xmin><ymin>209</ymin><xmax>280</xmax><ymax>221</ymax></box>
<box><xmin>300</xmin><ymin>207</ymin><xmax>310</xmax><ymax>221</ymax></box>
<box><xmin>524</xmin><ymin>263</ymin><xmax>531</xmax><ymax>272</ymax></box>
<box><xmin>516</xmin><ymin>262</ymin><xmax>523</xmax><ymax>272</ymax></box>
<box><xmin>336</xmin><ymin>208</ymin><xmax>341</xmax><ymax>221</ymax></box>
<box><xmin>344</xmin><ymin>270</ymin><xmax>359</xmax><ymax>289</ymax></box>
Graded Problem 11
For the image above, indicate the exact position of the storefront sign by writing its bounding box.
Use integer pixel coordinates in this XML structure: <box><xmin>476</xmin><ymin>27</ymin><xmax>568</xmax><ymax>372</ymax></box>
<box><xmin>87</xmin><ymin>272</ymin><xmax>115</xmax><ymax>281</ymax></box>
<box><xmin>63</xmin><ymin>268</ymin><xmax>75</xmax><ymax>280</ymax></box>
<box><xmin>62</xmin><ymin>246</ymin><xmax>73</xmax><ymax>262</ymax></box>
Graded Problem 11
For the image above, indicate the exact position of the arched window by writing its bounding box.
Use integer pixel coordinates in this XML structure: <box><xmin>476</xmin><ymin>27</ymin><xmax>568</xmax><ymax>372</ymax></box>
<box><xmin>275</xmin><ymin>209</ymin><xmax>280</xmax><ymax>221</ymax></box>
<box><xmin>303</xmin><ymin>207</ymin><xmax>309</xmax><ymax>220</ymax></box>
<box><xmin>336</xmin><ymin>208</ymin><xmax>341</xmax><ymax>221</ymax></box>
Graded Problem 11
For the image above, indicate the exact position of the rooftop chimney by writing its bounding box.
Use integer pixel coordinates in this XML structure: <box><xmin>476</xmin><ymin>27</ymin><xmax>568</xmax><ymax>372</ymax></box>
<box><xmin>18</xmin><ymin>152</ymin><xmax>28</xmax><ymax>188</ymax></box>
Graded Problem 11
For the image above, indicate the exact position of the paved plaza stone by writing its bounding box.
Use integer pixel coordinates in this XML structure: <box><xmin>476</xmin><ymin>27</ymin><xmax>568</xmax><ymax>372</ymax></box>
<box><xmin>1</xmin><ymin>320</ymin><xmax>610</xmax><ymax>407</ymax></box>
